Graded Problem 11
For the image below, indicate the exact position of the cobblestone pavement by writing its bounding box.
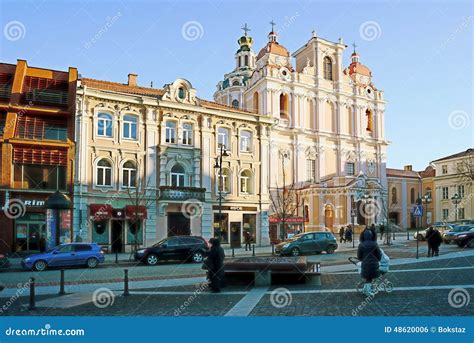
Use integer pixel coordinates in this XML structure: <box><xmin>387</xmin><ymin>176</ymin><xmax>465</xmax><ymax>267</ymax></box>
<box><xmin>1</xmin><ymin>255</ymin><xmax>472</xmax><ymax>316</ymax></box>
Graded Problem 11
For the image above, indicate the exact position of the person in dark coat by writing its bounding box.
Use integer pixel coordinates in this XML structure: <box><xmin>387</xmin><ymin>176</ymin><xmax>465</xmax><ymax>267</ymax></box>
<box><xmin>243</xmin><ymin>231</ymin><xmax>252</xmax><ymax>251</ymax></box>
<box><xmin>339</xmin><ymin>227</ymin><xmax>346</xmax><ymax>243</ymax></box>
<box><xmin>359</xmin><ymin>225</ymin><xmax>377</xmax><ymax>242</ymax></box>
<box><xmin>379</xmin><ymin>224</ymin><xmax>385</xmax><ymax>241</ymax></box>
<box><xmin>426</xmin><ymin>226</ymin><xmax>443</xmax><ymax>257</ymax></box>
<box><xmin>345</xmin><ymin>225</ymin><xmax>353</xmax><ymax>243</ymax></box>
<box><xmin>357</xmin><ymin>229</ymin><xmax>382</xmax><ymax>283</ymax></box>
<box><xmin>204</xmin><ymin>238</ymin><xmax>225</xmax><ymax>292</ymax></box>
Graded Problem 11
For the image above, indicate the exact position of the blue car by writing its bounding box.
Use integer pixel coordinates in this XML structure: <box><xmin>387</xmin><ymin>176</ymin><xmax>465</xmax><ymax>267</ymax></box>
<box><xmin>22</xmin><ymin>243</ymin><xmax>105</xmax><ymax>271</ymax></box>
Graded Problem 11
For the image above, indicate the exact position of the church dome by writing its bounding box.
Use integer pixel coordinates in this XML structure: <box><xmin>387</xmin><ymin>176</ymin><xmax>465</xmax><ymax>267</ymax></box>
<box><xmin>257</xmin><ymin>30</ymin><xmax>290</xmax><ymax>60</ymax></box>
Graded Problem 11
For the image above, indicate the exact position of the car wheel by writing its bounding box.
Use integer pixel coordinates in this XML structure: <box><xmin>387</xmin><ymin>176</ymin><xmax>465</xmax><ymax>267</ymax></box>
<box><xmin>191</xmin><ymin>251</ymin><xmax>204</xmax><ymax>263</ymax></box>
<box><xmin>290</xmin><ymin>247</ymin><xmax>300</xmax><ymax>256</ymax></box>
<box><xmin>326</xmin><ymin>246</ymin><xmax>335</xmax><ymax>254</ymax></box>
<box><xmin>146</xmin><ymin>254</ymin><xmax>159</xmax><ymax>266</ymax></box>
<box><xmin>33</xmin><ymin>260</ymin><xmax>47</xmax><ymax>271</ymax></box>
<box><xmin>416</xmin><ymin>234</ymin><xmax>424</xmax><ymax>241</ymax></box>
<box><xmin>86</xmin><ymin>257</ymin><xmax>99</xmax><ymax>268</ymax></box>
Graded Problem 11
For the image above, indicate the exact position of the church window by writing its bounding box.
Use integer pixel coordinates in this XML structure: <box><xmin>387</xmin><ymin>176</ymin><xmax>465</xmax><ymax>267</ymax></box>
<box><xmin>323</xmin><ymin>57</ymin><xmax>333</xmax><ymax>80</ymax></box>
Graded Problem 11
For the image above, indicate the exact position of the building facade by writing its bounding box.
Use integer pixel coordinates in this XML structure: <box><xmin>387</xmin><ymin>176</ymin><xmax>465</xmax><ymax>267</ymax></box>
<box><xmin>215</xmin><ymin>28</ymin><xmax>389</xmax><ymax>236</ymax></box>
<box><xmin>74</xmin><ymin>74</ymin><xmax>272</xmax><ymax>250</ymax></box>
<box><xmin>0</xmin><ymin>60</ymin><xmax>77</xmax><ymax>254</ymax></box>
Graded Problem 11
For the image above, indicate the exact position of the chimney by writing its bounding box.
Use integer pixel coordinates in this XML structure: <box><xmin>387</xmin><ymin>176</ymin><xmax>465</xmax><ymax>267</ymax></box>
<box><xmin>404</xmin><ymin>165</ymin><xmax>413</xmax><ymax>171</ymax></box>
<box><xmin>127</xmin><ymin>73</ymin><xmax>137</xmax><ymax>87</ymax></box>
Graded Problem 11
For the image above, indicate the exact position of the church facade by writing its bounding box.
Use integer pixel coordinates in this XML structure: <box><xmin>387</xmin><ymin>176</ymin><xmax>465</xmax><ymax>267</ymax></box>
<box><xmin>215</xmin><ymin>25</ymin><xmax>389</xmax><ymax>239</ymax></box>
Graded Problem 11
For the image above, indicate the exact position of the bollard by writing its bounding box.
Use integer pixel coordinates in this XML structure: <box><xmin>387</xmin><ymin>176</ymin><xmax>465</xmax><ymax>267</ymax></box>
<box><xmin>407</xmin><ymin>231</ymin><xmax>410</xmax><ymax>240</ymax></box>
<box><xmin>28</xmin><ymin>277</ymin><xmax>36</xmax><ymax>311</ymax></box>
<box><xmin>316</xmin><ymin>262</ymin><xmax>321</xmax><ymax>273</ymax></box>
<box><xmin>232</xmin><ymin>248</ymin><xmax>235</xmax><ymax>258</ymax></box>
<box><xmin>252</xmin><ymin>244</ymin><xmax>255</xmax><ymax>257</ymax></box>
<box><xmin>271</xmin><ymin>244</ymin><xmax>275</xmax><ymax>256</ymax></box>
<box><xmin>115</xmin><ymin>251</ymin><xmax>118</xmax><ymax>264</ymax></box>
<box><xmin>59</xmin><ymin>269</ymin><xmax>66</xmax><ymax>296</ymax></box>
<box><xmin>123</xmin><ymin>269</ymin><xmax>130</xmax><ymax>296</ymax></box>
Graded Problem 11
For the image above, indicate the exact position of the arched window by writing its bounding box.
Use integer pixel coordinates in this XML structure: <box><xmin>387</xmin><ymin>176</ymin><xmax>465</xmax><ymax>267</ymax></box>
<box><xmin>244</xmin><ymin>55</ymin><xmax>249</xmax><ymax>66</ymax></box>
<box><xmin>391</xmin><ymin>187</ymin><xmax>397</xmax><ymax>204</ymax></box>
<box><xmin>240</xmin><ymin>130</ymin><xmax>252</xmax><ymax>152</ymax></box>
<box><xmin>253</xmin><ymin>92</ymin><xmax>259</xmax><ymax>113</ymax></box>
<box><xmin>96</xmin><ymin>159</ymin><xmax>112</xmax><ymax>186</ymax></box>
<box><xmin>323</xmin><ymin>56</ymin><xmax>333</xmax><ymax>80</ymax></box>
<box><xmin>240</xmin><ymin>170</ymin><xmax>252</xmax><ymax>194</ymax></box>
<box><xmin>280</xmin><ymin>94</ymin><xmax>289</xmax><ymax>119</ymax></box>
<box><xmin>232</xmin><ymin>80</ymin><xmax>240</xmax><ymax>86</ymax></box>
<box><xmin>122</xmin><ymin>161</ymin><xmax>137</xmax><ymax>188</ymax></box>
<box><xmin>97</xmin><ymin>113</ymin><xmax>113</xmax><ymax>137</ymax></box>
<box><xmin>232</xmin><ymin>99</ymin><xmax>239</xmax><ymax>109</ymax></box>
<box><xmin>366</xmin><ymin>109</ymin><xmax>373</xmax><ymax>132</ymax></box>
<box><xmin>123</xmin><ymin>115</ymin><xmax>137</xmax><ymax>140</ymax></box>
<box><xmin>182</xmin><ymin>123</ymin><xmax>193</xmax><ymax>145</ymax></box>
<box><xmin>165</xmin><ymin>121</ymin><xmax>176</xmax><ymax>143</ymax></box>
<box><xmin>217</xmin><ymin>168</ymin><xmax>230</xmax><ymax>193</ymax></box>
<box><xmin>171</xmin><ymin>164</ymin><xmax>185</xmax><ymax>187</ymax></box>
<box><xmin>217</xmin><ymin>127</ymin><xmax>230</xmax><ymax>150</ymax></box>
<box><xmin>178</xmin><ymin>87</ymin><xmax>186</xmax><ymax>100</ymax></box>
<box><xmin>410</xmin><ymin>188</ymin><xmax>415</xmax><ymax>204</ymax></box>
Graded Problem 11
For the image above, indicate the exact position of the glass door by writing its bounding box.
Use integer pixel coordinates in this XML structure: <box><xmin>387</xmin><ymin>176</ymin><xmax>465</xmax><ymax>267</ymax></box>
<box><xmin>15</xmin><ymin>222</ymin><xmax>47</xmax><ymax>252</ymax></box>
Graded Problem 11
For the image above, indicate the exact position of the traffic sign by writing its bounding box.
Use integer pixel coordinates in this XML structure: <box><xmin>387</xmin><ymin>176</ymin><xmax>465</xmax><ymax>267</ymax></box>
<box><xmin>413</xmin><ymin>205</ymin><xmax>423</xmax><ymax>217</ymax></box>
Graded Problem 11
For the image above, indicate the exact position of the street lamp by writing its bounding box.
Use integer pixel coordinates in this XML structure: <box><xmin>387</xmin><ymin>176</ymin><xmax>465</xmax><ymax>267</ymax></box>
<box><xmin>421</xmin><ymin>192</ymin><xmax>432</xmax><ymax>228</ymax></box>
<box><xmin>214</xmin><ymin>144</ymin><xmax>229</xmax><ymax>242</ymax></box>
<box><xmin>451</xmin><ymin>193</ymin><xmax>461</xmax><ymax>222</ymax></box>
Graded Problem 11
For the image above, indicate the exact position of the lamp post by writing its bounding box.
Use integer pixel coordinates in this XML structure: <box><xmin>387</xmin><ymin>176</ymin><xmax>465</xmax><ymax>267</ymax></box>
<box><xmin>421</xmin><ymin>192</ymin><xmax>432</xmax><ymax>228</ymax></box>
<box><xmin>214</xmin><ymin>144</ymin><xmax>229</xmax><ymax>242</ymax></box>
<box><xmin>451</xmin><ymin>193</ymin><xmax>461</xmax><ymax>223</ymax></box>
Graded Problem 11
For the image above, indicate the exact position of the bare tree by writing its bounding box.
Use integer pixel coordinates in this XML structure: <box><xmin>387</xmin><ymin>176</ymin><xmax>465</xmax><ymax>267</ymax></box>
<box><xmin>456</xmin><ymin>150</ymin><xmax>474</xmax><ymax>183</ymax></box>
<box><xmin>269</xmin><ymin>153</ymin><xmax>302</xmax><ymax>241</ymax></box>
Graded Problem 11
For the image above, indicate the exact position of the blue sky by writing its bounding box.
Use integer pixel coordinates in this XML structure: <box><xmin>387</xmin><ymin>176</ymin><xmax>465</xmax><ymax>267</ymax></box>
<box><xmin>1</xmin><ymin>0</ymin><xmax>472</xmax><ymax>170</ymax></box>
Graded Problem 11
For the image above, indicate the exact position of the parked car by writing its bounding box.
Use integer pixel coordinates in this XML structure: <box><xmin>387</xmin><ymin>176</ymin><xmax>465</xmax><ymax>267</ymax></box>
<box><xmin>21</xmin><ymin>243</ymin><xmax>105</xmax><ymax>271</ymax></box>
<box><xmin>275</xmin><ymin>232</ymin><xmax>338</xmax><ymax>256</ymax></box>
<box><xmin>0</xmin><ymin>254</ymin><xmax>11</xmax><ymax>270</ymax></box>
<box><xmin>134</xmin><ymin>236</ymin><xmax>209</xmax><ymax>265</ymax></box>
<box><xmin>413</xmin><ymin>224</ymin><xmax>453</xmax><ymax>241</ymax></box>
<box><xmin>443</xmin><ymin>225</ymin><xmax>474</xmax><ymax>244</ymax></box>
<box><xmin>453</xmin><ymin>228</ymin><xmax>474</xmax><ymax>248</ymax></box>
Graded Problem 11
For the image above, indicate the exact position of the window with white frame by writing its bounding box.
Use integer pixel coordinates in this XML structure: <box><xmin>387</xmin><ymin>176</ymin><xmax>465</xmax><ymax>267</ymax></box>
<box><xmin>458</xmin><ymin>185</ymin><xmax>465</xmax><ymax>198</ymax></box>
<box><xmin>182</xmin><ymin>123</ymin><xmax>193</xmax><ymax>145</ymax></box>
<box><xmin>122</xmin><ymin>161</ymin><xmax>137</xmax><ymax>188</ymax></box>
<box><xmin>122</xmin><ymin>115</ymin><xmax>137</xmax><ymax>140</ymax></box>
<box><xmin>97</xmin><ymin>113</ymin><xmax>113</xmax><ymax>137</ymax></box>
<box><xmin>442</xmin><ymin>187</ymin><xmax>449</xmax><ymax>200</ymax></box>
<box><xmin>217</xmin><ymin>127</ymin><xmax>230</xmax><ymax>150</ymax></box>
<box><xmin>217</xmin><ymin>168</ymin><xmax>230</xmax><ymax>193</ymax></box>
<box><xmin>346</xmin><ymin>162</ymin><xmax>355</xmax><ymax>176</ymax></box>
<box><xmin>170</xmin><ymin>164</ymin><xmax>185</xmax><ymax>187</ymax></box>
<box><xmin>240</xmin><ymin>130</ymin><xmax>252</xmax><ymax>153</ymax></box>
<box><xmin>96</xmin><ymin>159</ymin><xmax>112</xmax><ymax>186</ymax></box>
<box><xmin>442</xmin><ymin>208</ymin><xmax>449</xmax><ymax>220</ymax></box>
<box><xmin>307</xmin><ymin>159</ymin><xmax>316</xmax><ymax>182</ymax></box>
<box><xmin>240</xmin><ymin>170</ymin><xmax>252</xmax><ymax>194</ymax></box>
<box><xmin>458</xmin><ymin>208</ymin><xmax>465</xmax><ymax>220</ymax></box>
<box><xmin>165</xmin><ymin>121</ymin><xmax>176</xmax><ymax>143</ymax></box>
<box><xmin>442</xmin><ymin>165</ymin><xmax>448</xmax><ymax>174</ymax></box>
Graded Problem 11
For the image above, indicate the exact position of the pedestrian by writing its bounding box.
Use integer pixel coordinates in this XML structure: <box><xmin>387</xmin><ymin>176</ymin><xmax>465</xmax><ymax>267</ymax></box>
<box><xmin>346</xmin><ymin>225</ymin><xmax>353</xmax><ymax>243</ymax></box>
<box><xmin>339</xmin><ymin>226</ymin><xmax>346</xmax><ymax>243</ymax></box>
<box><xmin>204</xmin><ymin>238</ymin><xmax>225</xmax><ymax>293</ymax></box>
<box><xmin>360</xmin><ymin>225</ymin><xmax>377</xmax><ymax>242</ymax></box>
<box><xmin>426</xmin><ymin>226</ymin><xmax>443</xmax><ymax>257</ymax></box>
<box><xmin>243</xmin><ymin>231</ymin><xmax>252</xmax><ymax>251</ymax></box>
<box><xmin>379</xmin><ymin>224</ymin><xmax>385</xmax><ymax>241</ymax></box>
<box><xmin>357</xmin><ymin>229</ymin><xmax>382</xmax><ymax>296</ymax></box>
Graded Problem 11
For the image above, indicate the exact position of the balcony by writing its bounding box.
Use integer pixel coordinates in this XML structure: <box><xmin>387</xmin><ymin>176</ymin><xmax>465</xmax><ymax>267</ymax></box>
<box><xmin>0</xmin><ymin>84</ymin><xmax>12</xmax><ymax>100</ymax></box>
<box><xmin>24</xmin><ymin>89</ymin><xmax>68</xmax><ymax>106</ymax></box>
<box><xmin>159</xmin><ymin>186</ymin><xmax>206</xmax><ymax>202</ymax></box>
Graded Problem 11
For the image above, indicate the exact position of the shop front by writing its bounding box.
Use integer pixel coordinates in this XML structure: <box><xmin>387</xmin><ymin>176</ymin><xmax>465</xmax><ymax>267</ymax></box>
<box><xmin>89</xmin><ymin>203</ymin><xmax>147</xmax><ymax>253</ymax></box>
<box><xmin>212</xmin><ymin>206</ymin><xmax>258</xmax><ymax>246</ymax></box>
<box><xmin>269</xmin><ymin>216</ymin><xmax>305</xmax><ymax>244</ymax></box>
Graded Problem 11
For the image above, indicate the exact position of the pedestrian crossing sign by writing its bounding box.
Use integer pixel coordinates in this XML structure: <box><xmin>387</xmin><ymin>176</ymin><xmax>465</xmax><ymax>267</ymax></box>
<box><xmin>413</xmin><ymin>205</ymin><xmax>423</xmax><ymax>217</ymax></box>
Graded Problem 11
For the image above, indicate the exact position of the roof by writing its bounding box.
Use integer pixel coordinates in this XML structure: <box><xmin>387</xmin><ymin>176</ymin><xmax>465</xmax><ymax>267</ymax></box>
<box><xmin>257</xmin><ymin>42</ymin><xmax>290</xmax><ymax>60</ymax></box>
<box><xmin>431</xmin><ymin>148</ymin><xmax>474</xmax><ymax>163</ymax></box>
<box><xmin>419</xmin><ymin>165</ymin><xmax>435</xmax><ymax>178</ymax></box>
<box><xmin>386</xmin><ymin>168</ymin><xmax>421</xmax><ymax>179</ymax></box>
<box><xmin>81</xmin><ymin>77</ymin><xmax>255</xmax><ymax>114</ymax></box>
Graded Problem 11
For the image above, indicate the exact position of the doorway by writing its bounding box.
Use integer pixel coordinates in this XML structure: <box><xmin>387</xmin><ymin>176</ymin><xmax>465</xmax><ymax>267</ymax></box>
<box><xmin>324</xmin><ymin>205</ymin><xmax>334</xmax><ymax>230</ymax></box>
<box><xmin>167</xmin><ymin>212</ymin><xmax>190</xmax><ymax>236</ymax></box>
<box><xmin>230</xmin><ymin>222</ymin><xmax>241</xmax><ymax>248</ymax></box>
<box><xmin>15</xmin><ymin>222</ymin><xmax>46</xmax><ymax>252</ymax></box>
<box><xmin>111</xmin><ymin>220</ymin><xmax>124</xmax><ymax>253</ymax></box>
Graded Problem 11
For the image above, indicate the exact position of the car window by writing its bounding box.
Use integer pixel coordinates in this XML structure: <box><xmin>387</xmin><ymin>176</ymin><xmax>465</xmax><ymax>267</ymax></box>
<box><xmin>56</xmin><ymin>245</ymin><xmax>73</xmax><ymax>253</ymax></box>
<box><xmin>182</xmin><ymin>237</ymin><xmax>202</xmax><ymax>244</ymax></box>
<box><xmin>74</xmin><ymin>245</ymin><xmax>92</xmax><ymax>252</ymax></box>
<box><xmin>314</xmin><ymin>233</ymin><xmax>326</xmax><ymax>240</ymax></box>
<box><xmin>325</xmin><ymin>233</ymin><xmax>334</xmax><ymax>239</ymax></box>
<box><xmin>166</xmin><ymin>238</ymin><xmax>179</xmax><ymax>247</ymax></box>
<box><xmin>301</xmin><ymin>234</ymin><xmax>314</xmax><ymax>241</ymax></box>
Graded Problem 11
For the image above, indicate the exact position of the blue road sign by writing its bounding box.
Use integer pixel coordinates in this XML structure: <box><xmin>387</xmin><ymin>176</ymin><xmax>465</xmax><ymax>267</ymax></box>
<box><xmin>413</xmin><ymin>205</ymin><xmax>423</xmax><ymax>217</ymax></box>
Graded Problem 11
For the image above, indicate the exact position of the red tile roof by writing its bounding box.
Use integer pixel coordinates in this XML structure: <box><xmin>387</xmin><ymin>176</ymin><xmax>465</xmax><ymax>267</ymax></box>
<box><xmin>386</xmin><ymin>168</ymin><xmax>420</xmax><ymax>179</ymax></box>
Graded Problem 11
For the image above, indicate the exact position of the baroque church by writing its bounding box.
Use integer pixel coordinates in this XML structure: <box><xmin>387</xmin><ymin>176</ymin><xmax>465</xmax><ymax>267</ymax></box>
<box><xmin>215</xmin><ymin>23</ymin><xmax>389</xmax><ymax>239</ymax></box>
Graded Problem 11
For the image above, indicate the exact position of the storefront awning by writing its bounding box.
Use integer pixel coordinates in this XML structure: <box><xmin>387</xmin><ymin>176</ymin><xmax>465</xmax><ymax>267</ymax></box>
<box><xmin>269</xmin><ymin>216</ymin><xmax>304</xmax><ymax>224</ymax></box>
<box><xmin>125</xmin><ymin>205</ymin><xmax>147</xmax><ymax>219</ymax></box>
<box><xmin>90</xmin><ymin>204</ymin><xmax>113</xmax><ymax>220</ymax></box>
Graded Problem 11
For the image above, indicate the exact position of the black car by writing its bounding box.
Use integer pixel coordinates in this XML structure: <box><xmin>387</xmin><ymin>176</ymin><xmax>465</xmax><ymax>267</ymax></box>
<box><xmin>453</xmin><ymin>229</ymin><xmax>474</xmax><ymax>248</ymax></box>
<box><xmin>134</xmin><ymin>236</ymin><xmax>209</xmax><ymax>265</ymax></box>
